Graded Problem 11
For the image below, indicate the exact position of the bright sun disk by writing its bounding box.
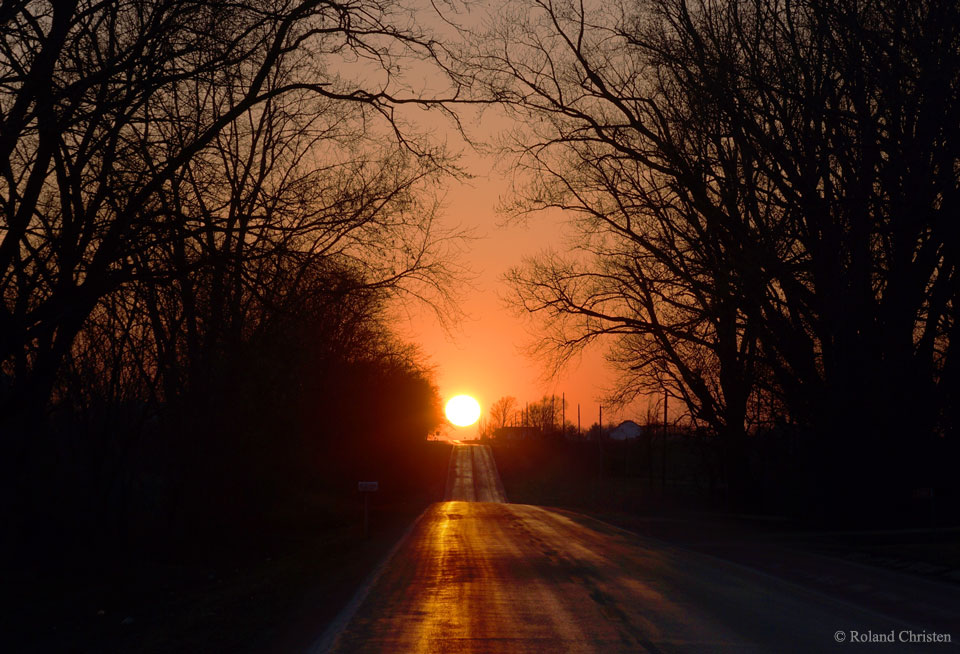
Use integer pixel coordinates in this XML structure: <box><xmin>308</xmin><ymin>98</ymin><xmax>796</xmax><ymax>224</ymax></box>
<box><xmin>445</xmin><ymin>395</ymin><xmax>481</xmax><ymax>427</ymax></box>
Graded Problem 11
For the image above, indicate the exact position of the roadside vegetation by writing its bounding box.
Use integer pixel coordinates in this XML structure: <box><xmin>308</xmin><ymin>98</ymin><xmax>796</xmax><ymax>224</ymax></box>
<box><xmin>460</xmin><ymin>0</ymin><xmax>960</xmax><ymax>525</ymax></box>
<box><xmin>0</xmin><ymin>1</ymin><xmax>460</xmax><ymax>649</ymax></box>
<box><xmin>491</xmin><ymin>437</ymin><xmax>960</xmax><ymax>581</ymax></box>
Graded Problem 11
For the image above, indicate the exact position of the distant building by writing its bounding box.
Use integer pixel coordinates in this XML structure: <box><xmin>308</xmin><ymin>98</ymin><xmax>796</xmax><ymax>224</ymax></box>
<box><xmin>609</xmin><ymin>420</ymin><xmax>644</xmax><ymax>441</ymax></box>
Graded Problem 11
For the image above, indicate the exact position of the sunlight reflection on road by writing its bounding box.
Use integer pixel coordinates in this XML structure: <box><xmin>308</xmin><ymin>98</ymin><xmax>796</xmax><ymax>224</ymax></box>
<box><xmin>325</xmin><ymin>445</ymin><xmax>940</xmax><ymax>653</ymax></box>
<box><xmin>445</xmin><ymin>444</ymin><xmax>506</xmax><ymax>503</ymax></box>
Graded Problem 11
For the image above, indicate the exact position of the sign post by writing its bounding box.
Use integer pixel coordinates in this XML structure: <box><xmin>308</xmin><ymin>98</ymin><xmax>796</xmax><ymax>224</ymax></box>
<box><xmin>358</xmin><ymin>481</ymin><xmax>378</xmax><ymax>537</ymax></box>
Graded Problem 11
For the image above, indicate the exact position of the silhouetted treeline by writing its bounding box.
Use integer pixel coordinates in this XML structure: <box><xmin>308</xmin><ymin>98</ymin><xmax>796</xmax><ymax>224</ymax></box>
<box><xmin>0</xmin><ymin>1</ymin><xmax>459</xmax><ymax>559</ymax></box>
<box><xmin>465</xmin><ymin>0</ymin><xmax>960</xmax><ymax>523</ymax></box>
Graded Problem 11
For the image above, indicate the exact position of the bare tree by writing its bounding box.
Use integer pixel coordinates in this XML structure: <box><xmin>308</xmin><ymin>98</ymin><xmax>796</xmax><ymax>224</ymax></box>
<box><xmin>0</xmin><ymin>0</ymin><xmax>474</xmax><ymax>542</ymax></box>
<box><xmin>460</xmin><ymin>0</ymin><xmax>763</xmax><ymax>492</ymax></box>
<box><xmin>489</xmin><ymin>395</ymin><xmax>518</xmax><ymax>430</ymax></box>
<box><xmin>627</xmin><ymin>0</ymin><xmax>960</xmax><ymax>509</ymax></box>
<box><xmin>458</xmin><ymin>0</ymin><xmax>960</xmax><ymax>509</ymax></box>
<box><xmin>522</xmin><ymin>394</ymin><xmax>566</xmax><ymax>435</ymax></box>
<box><xmin>0</xmin><ymin>0</ymin><xmax>466</xmax><ymax>433</ymax></box>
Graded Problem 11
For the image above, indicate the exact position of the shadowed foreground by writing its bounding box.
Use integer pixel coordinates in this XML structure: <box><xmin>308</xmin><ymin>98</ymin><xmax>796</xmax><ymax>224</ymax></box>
<box><xmin>321</xmin><ymin>445</ymin><xmax>957</xmax><ymax>653</ymax></box>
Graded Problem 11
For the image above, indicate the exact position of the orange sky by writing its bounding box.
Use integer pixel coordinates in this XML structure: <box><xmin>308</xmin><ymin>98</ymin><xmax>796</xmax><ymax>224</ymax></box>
<box><xmin>394</xmin><ymin>131</ymin><xmax>639</xmax><ymax>438</ymax></box>
<box><xmin>386</xmin><ymin>1</ymin><xmax>649</xmax><ymax>437</ymax></box>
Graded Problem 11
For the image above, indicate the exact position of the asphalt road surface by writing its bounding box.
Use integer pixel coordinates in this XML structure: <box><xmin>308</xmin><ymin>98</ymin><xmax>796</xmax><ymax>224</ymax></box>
<box><xmin>319</xmin><ymin>444</ymin><xmax>959</xmax><ymax>653</ymax></box>
<box><xmin>444</xmin><ymin>442</ymin><xmax>507</xmax><ymax>503</ymax></box>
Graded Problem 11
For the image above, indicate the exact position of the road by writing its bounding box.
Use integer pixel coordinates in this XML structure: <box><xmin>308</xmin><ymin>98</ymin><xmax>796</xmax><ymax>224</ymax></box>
<box><xmin>319</xmin><ymin>444</ymin><xmax>959</xmax><ymax>653</ymax></box>
<box><xmin>444</xmin><ymin>442</ymin><xmax>507</xmax><ymax>503</ymax></box>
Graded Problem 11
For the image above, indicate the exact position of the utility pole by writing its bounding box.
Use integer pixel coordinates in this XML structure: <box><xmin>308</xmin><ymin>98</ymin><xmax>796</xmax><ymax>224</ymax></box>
<box><xmin>551</xmin><ymin>394</ymin><xmax>555</xmax><ymax>433</ymax></box>
<box><xmin>562</xmin><ymin>392</ymin><xmax>566</xmax><ymax>439</ymax></box>
<box><xmin>578</xmin><ymin>403</ymin><xmax>581</xmax><ymax>438</ymax></box>
<box><xmin>662</xmin><ymin>389</ymin><xmax>668</xmax><ymax>495</ymax></box>
<box><xmin>647</xmin><ymin>400</ymin><xmax>654</xmax><ymax>491</ymax></box>
<box><xmin>598</xmin><ymin>404</ymin><xmax>604</xmax><ymax>476</ymax></box>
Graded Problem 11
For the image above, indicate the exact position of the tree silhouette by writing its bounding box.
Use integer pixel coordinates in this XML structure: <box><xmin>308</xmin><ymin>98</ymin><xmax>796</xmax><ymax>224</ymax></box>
<box><xmin>0</xmin><ymin>0</ymin><xmax>465</xmax><ymax>435</ymax></box>
<box><xmin>0</xmin><ymin>0</ymin><xmax>464</xmax><ymax>548</ymax></box>
<box><xmin>459</xmin><ymin>0</ymin><xmax>960</xmax><ymax>514</ymax></box>
<box><xmin>489</xmin><ymin>395</ymin><xmax>518</xmax><ymax>430</ymax></box>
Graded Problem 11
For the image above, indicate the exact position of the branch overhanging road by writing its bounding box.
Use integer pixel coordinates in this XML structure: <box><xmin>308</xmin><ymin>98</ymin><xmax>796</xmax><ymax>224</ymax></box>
<box><xmin>318</xmin><ymin>444</ymin><xmax>960</xmax><ymax>653</ymax></box>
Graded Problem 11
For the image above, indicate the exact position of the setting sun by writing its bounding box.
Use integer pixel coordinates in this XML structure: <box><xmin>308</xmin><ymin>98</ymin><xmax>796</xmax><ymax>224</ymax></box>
<box><xmin>445</xmin><ymin>395</ymin><xmax>481</xmax><ymax>427</ymax></box>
